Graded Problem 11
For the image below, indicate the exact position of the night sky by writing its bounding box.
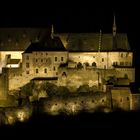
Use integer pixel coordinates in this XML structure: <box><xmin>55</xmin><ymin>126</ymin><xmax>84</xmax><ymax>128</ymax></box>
<box><xmin>0</xmin><ymin>3</ymin><xmax>140</xmax><ymax>83</ymax></box>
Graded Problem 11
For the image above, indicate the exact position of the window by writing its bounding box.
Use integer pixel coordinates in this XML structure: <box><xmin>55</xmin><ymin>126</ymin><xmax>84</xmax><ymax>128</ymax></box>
<box><xmin>125</xmin><ymin>62</ymin><xmax>128</xmax><ymax>66</ymax></box>
<box><xmin>26</xmin><ymin>63</ymin><xmax>29</xmax><ymax>68</ymax></box>
<box><xmin>53</xmin><ymin>66</ymin><xmax>56</xmax><ymax>71</ymax></box>
<box><xmin>41</xmin><ymin>59</ymin><xmax>43</xmax><ymax>62</ymax></box>
<box><xmin>41</xmin><ymin>53</ymin><xmax>43</xmax><ymax>55</ymax></box>
<box><xmin>36</xmin><ymin>69</ymin><xmax>38</xmax><ymax>73</ymax></box>
<box><xmin>26</xmin><ymin>71</ymin><xmax>29</xmax><ymax>74</ymax></box>
<box><xmin>46</xmin><ymin>53</ymin><xmax>48</xmax><ymax>55</ymax></box>
<box><xmin>102</xmin><ymin>58</ymin><xmax>104</xmax><ymax>62</ymax></box>
<box><xmin>120</xmin><ymin>98</ymin><xmax>122</xmax><ymax>102</ymax></box>
<box><xmin>36</xmin><ymin>59</ymin><xmax>38</xmax><ymax>62</ymax></box>
<box><xmin>26</xmin><ymin>55</ymin><xmax>29</xmax><ymax>60</ymax></box>
<box><xmin>120</xmin><ymin>62</ymin><xmax>124</xmax><ymax>66</ymax></box>
<box><xmin>61</xmin><ymin>57</ymin><xmax>64</xmax><ymax>61</ymax></box>
<box><xmin>44</xmin><ymin>68</ymin><xmax>47</xmax><ymax>73</ymax></box>
<box><xmin>121</xmin><ymin>53</ymin><xmax>123</xmax><ymax>58</ymax></box>
<box><xmin>55</xmin><ymin>57</ymin><xmax>57</xmax><ymax>62</ymax></box>
<box><xmin>127</xmin><ymin>97</ymin><xmax>129</xmax><ymax>101</ymax></box>
<box><xmin>56</xmin><ymin>72</ymin><xmax>58</xmax><ymax>75</ymax></box>
<box><xmin>102</xmin><ymin>99</ymin><xmax>104</xmax><ymax>103</ymax></box>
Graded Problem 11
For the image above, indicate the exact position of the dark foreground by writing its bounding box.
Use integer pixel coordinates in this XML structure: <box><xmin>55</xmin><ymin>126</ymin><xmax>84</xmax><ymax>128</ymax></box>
<box><xmin>0</xmin><ymin>111</ymin><xmax>140</xmax><ymax>139</ymax></box>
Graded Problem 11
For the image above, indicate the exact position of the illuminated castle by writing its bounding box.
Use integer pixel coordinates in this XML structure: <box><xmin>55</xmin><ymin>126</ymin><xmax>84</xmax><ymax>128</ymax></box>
<box><xmin>0</xmin><ymin>15</ymin><xmax>138</xmax><ymax>110</ymax></box>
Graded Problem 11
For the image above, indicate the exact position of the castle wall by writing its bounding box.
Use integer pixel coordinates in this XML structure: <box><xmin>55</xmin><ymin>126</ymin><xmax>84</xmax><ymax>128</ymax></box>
<box><xmin>43</xmin><ymin>94</ymin><xmax>107</xmax><ymax>114</ymax></box>
<box><xmin>0</xmin><ymin>68</ymin><xmax>9</xmax><ymax>100</ymax></box>
<box><xmin>130</xmin><ymin>94</ymin><xmax>140</xmax><ymax>110</ymax></box>
<box><xmin>115</xmin><ymin>68</ymin><xmax>135</xmax><ymax>82</ymax></box>
<box><xmin>111</xmin><ymin>87</ymin><xmax>131</xmax><ymax>110</ymax></box>
<box><xmin>58</xmin><ymin>68</ymin><xmax>99</xmax><ymax>91</ymax></box>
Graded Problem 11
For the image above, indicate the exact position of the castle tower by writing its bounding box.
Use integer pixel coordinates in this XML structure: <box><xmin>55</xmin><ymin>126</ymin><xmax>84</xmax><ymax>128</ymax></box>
<box><xmin>112</xmin><ymin>14</ymin><xmax>117</xmax><ymax>36</ymax></box>
<box><xmin>98</xmin><ymin>29</ymin><xmax>102</xmax><ymax>52</ymax></box>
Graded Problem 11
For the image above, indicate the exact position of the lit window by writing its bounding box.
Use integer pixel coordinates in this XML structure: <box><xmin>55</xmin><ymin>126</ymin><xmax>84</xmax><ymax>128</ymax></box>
<box><xmin>26</xmin><ymin>71</ymin><xmax>29</xmax><ymax>74</ymax></box>
<box><xmin>55</xmin><ymin>57</ymin><xmax>57</xmax><ymax>62</ymax></box>
<box><xmin>44</xmin><ymin>69</ymin><xmax>47</xmax><ymax>73</ymax></box>
<box><xmin>36</xmin><ymin>69</ymin><xmax>38</xmax><ymax>73</ymax></box>
<box><xmin>26</xmin><ymin>63</ymin><xmax>29</xmax><ymax>68</ymax></box>
<box><xmin>26</xmin><ymin>56</ymin><xmax>29</xmax><ymax>60</ymax></box>
<box><xmin>61</xmin><ymin>57</ymin><xmax>64</xmax><ymax>61</ymax></box>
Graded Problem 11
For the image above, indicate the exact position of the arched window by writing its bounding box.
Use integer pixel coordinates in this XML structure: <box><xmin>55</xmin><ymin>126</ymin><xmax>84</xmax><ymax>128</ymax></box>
<box><xmin>92</xmin><ymin>62</ymin><xmax>96</xmax><ymax>67</ymax></box>
<box><xmin>44</xmin><ymin>69</ymin><xmax>47</xmax><ymax>73</ymax></box>
<box><xmin>77</xmin><ymin>62</ymin><xmax>83</xmax><ymax>69</ymax></box>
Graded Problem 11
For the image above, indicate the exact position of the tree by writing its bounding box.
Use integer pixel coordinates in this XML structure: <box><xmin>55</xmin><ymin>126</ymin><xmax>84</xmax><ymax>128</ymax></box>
<box><xmin>45</xmin><ymin>82</ymin><xmax>58</xmax><ymax>97</ymax></box>
<box><xmin>20</xmin><ymin>82</ymin><xmax>34</xmax><ymax>98</ymax></box>
<box><xmin>56</xmin><ymin>86</ymin><xmax>70</xmax><ymax>97</ymax></box>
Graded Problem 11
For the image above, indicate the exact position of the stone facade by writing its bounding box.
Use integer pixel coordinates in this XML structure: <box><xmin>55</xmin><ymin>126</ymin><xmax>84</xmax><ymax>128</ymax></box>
<box><xmin>22</xmin><ymin>51</ymin><xmax>68</xmax><ymax>78</ymax></box>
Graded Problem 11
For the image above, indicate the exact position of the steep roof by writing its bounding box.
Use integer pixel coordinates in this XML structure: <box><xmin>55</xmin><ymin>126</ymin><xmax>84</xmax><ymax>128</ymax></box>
<box><xmin>24</xmin><ymin>37</ymin><xmax>67</xmax><ymax>53</ymax></box>
<box><xmin>57</xmin><ymin>33</ymin><xmax>131</xmax><ymax>52</ymax></box>
<box><xmin>0</xmin><ymin>28</ymin><xmax>49</xmax><ymax>51</ymax></box>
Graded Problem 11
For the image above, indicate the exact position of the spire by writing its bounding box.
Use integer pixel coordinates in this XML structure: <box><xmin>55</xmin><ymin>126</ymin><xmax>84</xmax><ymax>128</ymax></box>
<box><xmin>113</xmin><ymin>14</ymin><xmax>117</xmax><ymax>36</ymax></box>
<box><xmin>98</xmin><ymin>29</ymin><xmax>102</xmax><ymax>52</ymax></box>
<box><xmin>51</xmin><ymin>24</ymin><xmax>54</xmax><ymax>39</ymax></box>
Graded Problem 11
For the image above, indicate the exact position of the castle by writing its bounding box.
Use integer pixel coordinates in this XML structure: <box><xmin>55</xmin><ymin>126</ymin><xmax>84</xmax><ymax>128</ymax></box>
<box><xmin>0</xmin><ymin>15</ymin><xmax>139</xmax><ymax>111</ymax></box>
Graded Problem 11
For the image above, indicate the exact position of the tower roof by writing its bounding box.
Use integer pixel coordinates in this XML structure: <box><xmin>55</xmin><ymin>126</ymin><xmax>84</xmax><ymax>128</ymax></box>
<box><xmin>24</xmin><ymin>36</ymin><xmax>67</xmax><ymax>53</ymax></box>
<box><xmin>58</xmin><ymin>33</ymin><xmax>131</xmax><ymax>52</ymax></box>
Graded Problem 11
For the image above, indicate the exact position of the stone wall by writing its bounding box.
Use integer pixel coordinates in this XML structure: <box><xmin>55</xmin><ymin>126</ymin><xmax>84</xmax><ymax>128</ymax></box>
<box><xmin>58</xmin><ymin>68</ymin><xmax>99</xmax><ymax>92</ymax></box>
<box><xmin>69</xmin><ymin>52</ymin><xmax>133</xmax><ymax>69</ymax></box>
<box><xmin>41</xmin><ymin>94</ymin><xmax>107</xmax><ymax>115</ymax></box>
<box><xmin>130</xmin><ymin>94</ymin><xmax>140</xmax><ymax>110</ymax></box>
<box><xmin>111</xmin><ymin>87</ymin><xmax>131</xmax><ymax>111</ymax></box>
<box><xmin>22</xmin><ymin>51</ymin><xmax>68</xmax><ymax>77</ymax></box>
<box><xmin>0</xmin><ymin>68</ymin><xmax>9</xmax><ymax>100</ymax></box>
